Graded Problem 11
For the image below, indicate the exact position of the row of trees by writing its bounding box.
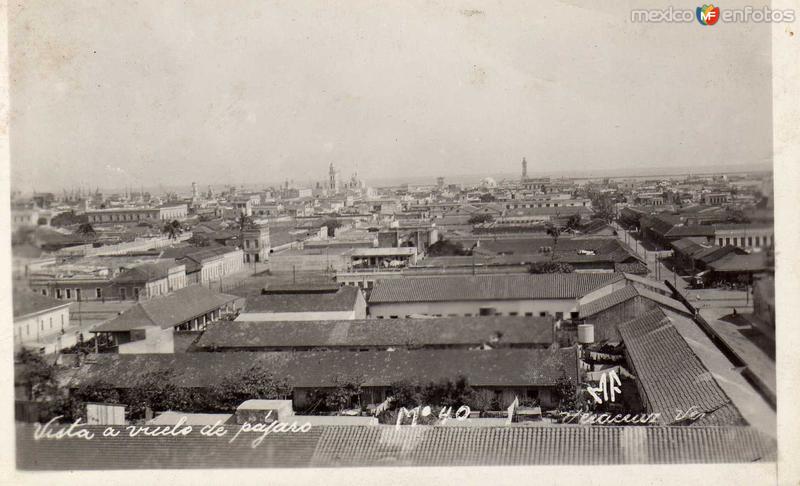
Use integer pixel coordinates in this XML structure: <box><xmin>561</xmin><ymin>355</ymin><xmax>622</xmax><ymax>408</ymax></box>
<box><xmin>19</xmin><ymin>348</ymin><xmax>588</xmax><ymax>424</ymax></box>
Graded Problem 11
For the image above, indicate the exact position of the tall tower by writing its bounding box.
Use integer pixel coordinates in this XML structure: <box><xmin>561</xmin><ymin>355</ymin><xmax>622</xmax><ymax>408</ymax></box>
<box><xmin>191</xmin><ymin>182</ymin><xmax>198</xmax><ymax>199</ymax></box>
<box><xmin>329</xmin><ymin>162</ymin><xmax>338</xmax><ymax>191</ymax></box>
<box><xmin>521</xmin><ymin>157</ymin><xmax>528</xmax><ymax>180</ymax></box>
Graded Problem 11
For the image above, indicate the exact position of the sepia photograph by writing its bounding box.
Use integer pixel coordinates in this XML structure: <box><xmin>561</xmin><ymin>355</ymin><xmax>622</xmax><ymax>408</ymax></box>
<box><xmin>3</xmin><ymin>0</ymin><xmax>798</xmax><ymax>484</ymax></box>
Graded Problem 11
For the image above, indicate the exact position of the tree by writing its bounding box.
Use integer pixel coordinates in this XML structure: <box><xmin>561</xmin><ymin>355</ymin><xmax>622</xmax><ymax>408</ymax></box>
<box><xmin>546</xmin><ymin>224</ymin><xmax>561</xmax><ymax>259</ymax></box>
<box><xmin>209</xmin><ymin>364</ymin><xmax>291</xmax><ymax>412</ymax></box>
<box><xmin>728</xmin><ymin>209</ymin><xmax>750</xmax><ymax>224</ymax></box>
<box><xmin>323</xmin><ymin>375</ymin><xmax>364</xmax><ymax>412</ymax></box>
<box><xmin>427</xmin><ymin>239</ymin><xmax>469</xmax><ymax>257</ymax></box>
<box><xmin>162</xmin><ymin>220</ymin><xmax>183</xmax><ymax>240</ymax></box>
<box><xmin>188</xmin><ymin>233</ymin><xmax>211</xmax><ymax>247</ymax></box>
<box><xmin>15</xmin><ymin>349</ymin><xmax>59</xmax><ymax>403</ymax></box>
<box><xmin>122</xmin><ymin>369</ymin><xmax>193</xmax><ymax>419</ymax></box>
<box><xmin>555</xmin><ymin>375</ymin><xmax>577</xmax><ymax>409</ymax></box>
<box><xmin>479</xmin><ymin>193</ymin><xmax>496</xmax><ymax>202</ymax></box>
<box><xmin>322</xmin><ymin>219</ymin><xmax>342</xmax><ymax>238</ymax></box>
<box><xmin>529</xmin><ymin>261</ymin><xmax>575</xmax><ymax>274</ymax></box>
<box><xmin>76</xmin><ymin>223</ymin><xmax>96</xmax><ymax>237</ymax></box>
<box><xmin>51</xmin><ymin>211</ymin><xmax>89</xmax><ymax>228</ymax></box>
<box><xmin>565</xmin><ymin>214</ymin><xmax>581</xmax><ymax>230</ymax></box>
<box><xmin>468</xmin><ymin>213</ymin><xmax>494</xmax><ymax>225</ymax></box>
<box><xmin>66</xmin><ymin>378</ymin><xmax>121</xmax><ymax>421</ymax></box>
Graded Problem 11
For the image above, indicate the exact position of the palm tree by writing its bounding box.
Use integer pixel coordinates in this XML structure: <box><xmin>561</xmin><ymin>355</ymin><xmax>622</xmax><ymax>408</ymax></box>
<box><xmin>546</xmin><ymin>224</ymin><xmax>560</xmax><ymax>260</ymax></box>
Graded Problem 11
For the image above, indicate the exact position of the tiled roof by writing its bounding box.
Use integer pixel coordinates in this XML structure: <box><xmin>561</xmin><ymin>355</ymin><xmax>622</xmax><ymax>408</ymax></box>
<box><xmin>614</xmin><ymin>262</ymin><xmax>648</xmax><ymax>275</ymax></box>
<box><xmin>670</xmin><ymin>237</ymin><xmax>707</xmax><ymax>254</ymax></box>
<box><xmin>194</xmin><ymin>316</ymin><xmax>555</xmax><ymax>350</ymax></box>
<box><xmin>618</xmin><ymin>309</ymin><xmax>745</xmax><ymax>426</ymax></box>
<box><xmin>664</xmin><ymin>225</ymin><xmax>715</xmax><ymax>237</ymax></box>
<box><xmin>12</xmin><ymin>289</ymin><xmax>70</xmax><ymax>319</ymax></box>
<box><xmin>16</xmin><ymin>424</ymin><xmax>775</xmax><ymax>469</ymax></box>
<box><xmin>92</xmin><ymin>286</ymin><xmax>241</xmax><ymax>332</ymax></box>
<box><xmin>112</xmin><ymin>261</ymin><xmax>179</xmax><ymax>284</ymax></box>
<box><xmin>579</xmin><ymin>285</ymin><xmax>689</xmax><ymax>318</ymax></box>
<box><xmin>66</xmin><ymin>347</ymin><xmax>578</xmax><ymax>389</ymax></box>
<box><xmin>708</xmin><ymin>252</ymin><xmax>768</xmax><ymax>273</ymax></box>
<box><xmin>369</xmin><ymin>273</ymin><xmax>624</xmax><ymax>304</ymax></box>
<box><xmin>579</xmin><ymin>285</ymin><xmax>639</xmax><ymax>317</ymax></box>
<box><xmin>244</xmin><ymin>285</ymin><xmax>361</xmax><ymax>313</ymax></box>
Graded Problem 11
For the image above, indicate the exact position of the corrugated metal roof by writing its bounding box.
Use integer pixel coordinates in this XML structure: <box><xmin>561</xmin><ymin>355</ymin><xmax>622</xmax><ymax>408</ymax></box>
<box><xmin>369</xmin><ymin>273</ymin><xmax>624</xmax><ymax>304</ymax></box>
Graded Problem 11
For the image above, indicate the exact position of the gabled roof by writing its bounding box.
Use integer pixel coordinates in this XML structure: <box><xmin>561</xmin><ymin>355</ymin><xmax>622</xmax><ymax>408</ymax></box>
<box><xmin>708</xmin><ymin>252</ymin><xmax>769</xmax><ymax>273</ymax></box>
<box><xmin>244</xmin><ymin>285</ymin><xmax>361</xmax><ymax>313</ymax></box>
<box><xmin>16</xmin><ymin>424</ymin><xmax>776</xmax><ymax>469</ymax></box>
<box><xmin>618</xmin><ymin>309</ymin><xmax>745</xmax><ymax>426</ymax></box>
<box><xmin>613</xmin><ymin>261</ymin><xmax>648</xmax><ymax>275</ymax></box>
<box><xmin>67</xmin><ymin>347</ymin><xmax>578</xmax><ymax>389</ymax></box>
<box><xmin>112</xmin><ymin>261</ymin><xmax>180</xmax><ymax>284</ymax></box>
<box><xmin>579</xmin><ymin>285</ymin><xmax>689</xmax><ymax>318</ymax></box>
<box><xmin>13</xmin><ymin>289</ymin><xmax>70</xmax><ymax>319</ymax></box>
<box><xmin>195</xmin><ymin>316</ymin><xmax>555</xmax><ymax>349</ymax></box>
<box><xmin>670</xmin><ymin>237</ymin><xmax>707</xmax><ymax>254</ymax></box>
<box><xmin>664</xmin><ymin>225</ymin><xmax>715</xmax><ymax>237</ymax></box>
<box><xmin>369</xmin><ymin>273</ymin><xmax>624</xmax><ymax>304</ymax></box>
<box><xmin>92</xmin><ymin>286</ymin><xmax>241</xmax><ymax>332</ymax></box>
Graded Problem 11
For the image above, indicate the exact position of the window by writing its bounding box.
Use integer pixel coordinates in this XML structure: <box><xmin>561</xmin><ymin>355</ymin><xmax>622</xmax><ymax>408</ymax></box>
<box><xmin>120</xmin><ymin>288</ymin><xmax>127</xmax><ymax>299</ymax></box>
<box><xmin>539</xmin><ymin>311</ymin><xmax>547</xmax><ymax>317</ymax></box>
<box><xmin>555</xmin><ymin>312</ymin><xmax>564</xmax><ymax>320</ymax></box>
<box><xmin>479</xmin><ymin>307</ymin><xmax>496</xmax><ymax>316</ymax></box>
<box><xmin>524</xmin><ymin>312</ymin><xmax>533</xmax><ymax>317</ymax></box>
<box><xmin>41</xmin><ymin>289</ymin><xmax>47</xmax><ymax>296</ymax></box>
<box><xmin>61</xmin><ymin>315</ymin><xmax>64</xmax><ymax>330</ymax></box>
<box><xmin>748</xmin><ymin>237</ymin><xmax>753</xmax><ymax>246</ymax></box>
<box><xmin>96</xmin><ymin>288</ymin><xmax>102</xmax><ymax>299</ymax></box>
<box><xmin>49</xmin><ymin>317</ymin><xmax>53</xmax><ymax>329</ymax></box>
<box><xmin>56</xmin><ymin>289</ymin><xmax>62</xmax><ymax>299</ymax></box>
<box><xmin>389</xmin><ymin>315</ymin><xmax>398</xmax><ymax>319</ymax></box>
<box><xmin>570</xmin><ymin>311</ymin><xmax>579</xmax><ymax>319</ymax></box>
<box><xmin>755</xmin><ymin>236</ymin><xmax>760</xmax><ymax>246</ymax></box>
<box><xmin>509</xmin><ymin>312</ymin><xmax>519</xmax><ymax>316</ymax></box>
<box><xmin>66</xmin><ymin>289</ymin><xmax>72</xmax><ymax>299</ymax></box>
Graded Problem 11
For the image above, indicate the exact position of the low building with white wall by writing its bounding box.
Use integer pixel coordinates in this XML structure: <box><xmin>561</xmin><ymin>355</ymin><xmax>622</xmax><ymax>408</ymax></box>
<box><xmin>367</xmin><ymin>273</ymin><xmax>626</xmax><ymax>319</ymax></box>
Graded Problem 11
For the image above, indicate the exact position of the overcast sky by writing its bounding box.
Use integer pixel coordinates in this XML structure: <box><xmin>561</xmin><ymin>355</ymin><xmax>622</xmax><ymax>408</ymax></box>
<box><xmin>10</xmin><ymin>0</ymin><xmax>772</xmax><ymax>193</ymax></box>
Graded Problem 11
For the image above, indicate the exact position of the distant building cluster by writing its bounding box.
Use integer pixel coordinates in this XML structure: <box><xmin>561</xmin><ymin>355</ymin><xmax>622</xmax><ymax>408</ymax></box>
<box><xmin>11</xmin><ymin>160</ymin><xmax>776</xmax><ymax>465</ymax></box>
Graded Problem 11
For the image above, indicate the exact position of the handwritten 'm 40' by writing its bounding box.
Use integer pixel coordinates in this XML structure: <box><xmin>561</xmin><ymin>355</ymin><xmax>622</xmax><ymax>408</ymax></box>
<box><xmin>395</xmin><ymin>405</ymin><xmax>471</xmax><ymax>427</ymax></box>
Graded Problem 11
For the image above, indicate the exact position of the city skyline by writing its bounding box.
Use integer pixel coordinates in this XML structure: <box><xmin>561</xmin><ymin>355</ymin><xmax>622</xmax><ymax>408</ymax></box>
<box><xmin>10</xmin><ymin>0</ymin><xmax>772</xmax><ymax>194</ymax></box>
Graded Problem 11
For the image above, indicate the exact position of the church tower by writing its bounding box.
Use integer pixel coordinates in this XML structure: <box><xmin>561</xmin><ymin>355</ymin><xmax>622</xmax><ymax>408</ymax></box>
<box><xmin>521</xmin><ymin>157</ymin><xmax>528</xmax><ymax>180</ymax></box>
<box><xmin>329</xmin><ymin>162</ymin><xmax>338</xmax><ymax>191</ymax></box>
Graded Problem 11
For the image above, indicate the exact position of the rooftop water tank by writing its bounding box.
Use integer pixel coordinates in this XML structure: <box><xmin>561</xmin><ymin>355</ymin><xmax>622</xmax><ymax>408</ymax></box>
<box><xmin>577</xmin><ymin>323</ymin><xmax>595</xmax><ymax>344</ymax></box>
